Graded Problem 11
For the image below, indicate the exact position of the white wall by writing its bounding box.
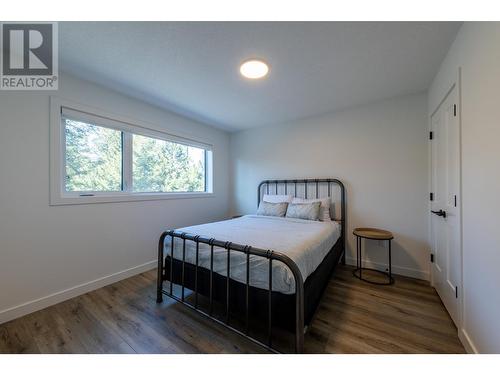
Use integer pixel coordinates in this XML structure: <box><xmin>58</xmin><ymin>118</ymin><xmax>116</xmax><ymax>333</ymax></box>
<box><xmin>428</xmin><ymin>22</ymin><xmax>500</xmax><ymax>354</ymax></box>
<box><xmin>230</xmin><ymin>93</ymin><xmax>429</xmax><ymax>280</ymax></box>
<box><xmin>0</xmin><ymin>73</ymin><xmax>230</xmax><ymax>323</ymax></box>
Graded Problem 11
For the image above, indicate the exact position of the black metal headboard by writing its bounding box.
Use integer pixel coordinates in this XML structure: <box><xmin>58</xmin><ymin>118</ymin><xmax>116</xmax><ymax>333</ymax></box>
<box><xmin>257</xmin><ymin>178</ymin><xmax>346</xmax><ymax>244</ymax></box>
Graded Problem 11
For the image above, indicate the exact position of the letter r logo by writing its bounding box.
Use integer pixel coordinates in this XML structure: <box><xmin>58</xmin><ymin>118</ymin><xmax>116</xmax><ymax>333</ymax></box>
<box><xmin>2</xmin><ymin>23</ymin><xmax>53</xmax><ymax>75</ymax></box>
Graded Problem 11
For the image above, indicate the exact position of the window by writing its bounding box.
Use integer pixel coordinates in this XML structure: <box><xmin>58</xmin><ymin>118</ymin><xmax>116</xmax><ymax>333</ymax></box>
<box><xmin>50</xmin><ymin>99</ymin><xmax>213</xmax><ymax>205</ymax></box>
<box><xmin>132</xmin><ymin>134</ymin><xmax>206</xmax><ymax>193</ymax></box>
<box><xmin>65</xmin><ymin>119</ymin><xmax>123</xmax><ymax>192</ymax></box>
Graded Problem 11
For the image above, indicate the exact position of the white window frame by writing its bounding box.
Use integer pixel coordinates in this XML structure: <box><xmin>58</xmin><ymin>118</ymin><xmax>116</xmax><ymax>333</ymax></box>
<box><xmin>50</xmin><ymin>97</ymin><xmax>214</xmax><ymax>205</ymax></box>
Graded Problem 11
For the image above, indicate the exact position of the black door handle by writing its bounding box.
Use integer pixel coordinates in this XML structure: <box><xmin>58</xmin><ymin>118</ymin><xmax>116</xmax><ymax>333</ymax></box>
<box><xmin>431</xmin><ymin>209</ymin><xmax>447</xmax><ymax>218</ymax></box>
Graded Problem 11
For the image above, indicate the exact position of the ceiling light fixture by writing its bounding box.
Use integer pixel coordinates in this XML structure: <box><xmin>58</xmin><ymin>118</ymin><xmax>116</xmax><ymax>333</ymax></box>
<box><xmin>239</xmin><ymin>59</ymin><xmax>269</xmax><ymax>79</ymax></box>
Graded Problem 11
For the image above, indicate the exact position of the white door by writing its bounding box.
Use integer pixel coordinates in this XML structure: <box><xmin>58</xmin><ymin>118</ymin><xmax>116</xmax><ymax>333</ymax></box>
<box><xmin>430</xmin><ymin>85</ymin><xmax>461</xmax><ymax>326</ymax></box>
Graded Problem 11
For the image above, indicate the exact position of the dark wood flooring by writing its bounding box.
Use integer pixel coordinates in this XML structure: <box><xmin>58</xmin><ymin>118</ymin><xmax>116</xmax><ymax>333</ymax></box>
<box><xmin>0</xmin><ymin>265</ymin><xmax>465</xmax><ymax>354</ymax></box>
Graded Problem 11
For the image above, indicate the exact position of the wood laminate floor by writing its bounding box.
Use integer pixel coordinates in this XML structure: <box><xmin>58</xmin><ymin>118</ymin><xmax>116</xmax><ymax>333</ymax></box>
<box><xmin>0</xmin><ymin>265</ymin><xmax>465</xmax><ymax>354</ymax></box>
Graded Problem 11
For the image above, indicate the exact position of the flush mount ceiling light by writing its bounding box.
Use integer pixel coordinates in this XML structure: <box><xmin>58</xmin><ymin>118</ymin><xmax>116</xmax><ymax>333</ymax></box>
<box><xmin>239</xmin><ymin>59</ymin><xmax>269</xmax><ymax>79</ymax></box>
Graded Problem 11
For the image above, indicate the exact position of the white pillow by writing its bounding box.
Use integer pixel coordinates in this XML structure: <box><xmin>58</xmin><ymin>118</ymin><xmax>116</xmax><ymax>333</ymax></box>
<box><xmin>263</xmin><ymin>194</ymin><xmax>293</xmax><ymax>204</ymax></box>
<box><xmin>256</xmin><ymin>201</ymin><xmax>288</xmax><ymax>217</ymax></box>
<box><xmin>286</xmin><ymin>202</ymin><xmax>321</xmax><ymax>221</ymax></box>
<box><xmin>291</xmin><ymin>197</ymin><xmax>331</xmax><ymax>221</ymax></box>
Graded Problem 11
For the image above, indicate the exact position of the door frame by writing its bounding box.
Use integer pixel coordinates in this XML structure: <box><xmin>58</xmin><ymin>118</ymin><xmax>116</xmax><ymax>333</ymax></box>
<box><xmin>428</xmin><ymin>67</ymin><xmax>463</xmax><ymax>331</ymax></box>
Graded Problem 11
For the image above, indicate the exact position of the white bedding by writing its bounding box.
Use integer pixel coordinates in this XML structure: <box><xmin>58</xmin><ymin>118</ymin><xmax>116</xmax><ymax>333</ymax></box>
<box><xmin>165</xmin><ymin>215</ymin><xmax>341</xmax><ymax>294</ymax></box>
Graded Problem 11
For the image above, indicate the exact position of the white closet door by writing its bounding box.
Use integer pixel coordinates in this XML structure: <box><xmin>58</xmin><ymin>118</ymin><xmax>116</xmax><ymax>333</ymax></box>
<box><xmin>430</xmin><ymin>85</ymin><xmax>461</xmax><ymax>326</ymax></box>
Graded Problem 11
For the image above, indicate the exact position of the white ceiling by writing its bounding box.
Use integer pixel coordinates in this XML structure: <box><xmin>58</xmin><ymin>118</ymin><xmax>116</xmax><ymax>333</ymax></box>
<box><xmin>59</xmin><ymin>22</ymin><xmax>461</xmax><ymax>132</ymax></box>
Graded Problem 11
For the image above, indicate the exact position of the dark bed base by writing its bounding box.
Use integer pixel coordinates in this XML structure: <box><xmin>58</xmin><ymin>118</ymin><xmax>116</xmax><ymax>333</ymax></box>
<box><xmin>164</xmin><ymin>237</ymin><xmax>344</xmax><ymax>332</ymax></box>
<box><xmin>157</xmin><ymin>178</ymin><xmax>346</xmax><ymax>353</ymax></box>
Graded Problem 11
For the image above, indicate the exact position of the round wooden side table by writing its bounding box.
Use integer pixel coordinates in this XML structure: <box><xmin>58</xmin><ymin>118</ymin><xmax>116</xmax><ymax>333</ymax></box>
<box><xmin>353</xmin><ymin>227</ymin><xmax>394</xmax><ymax>285</ymax></box>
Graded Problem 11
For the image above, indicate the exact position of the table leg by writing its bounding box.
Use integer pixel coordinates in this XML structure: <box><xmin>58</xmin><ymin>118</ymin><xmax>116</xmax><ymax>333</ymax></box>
<box><xmin>356</xmin><ymin>236</ymin><xmax>359</xmax><ymax>269</ymax></box>
<box><xmin>388</xmin><ymin>239</ymin><xmax>392</xmax><ymax>283</ymax></box>
<box><xmin>359</xmin><ymin>237</ymin><xmax>362</xmax><ymax>279</ymax></box>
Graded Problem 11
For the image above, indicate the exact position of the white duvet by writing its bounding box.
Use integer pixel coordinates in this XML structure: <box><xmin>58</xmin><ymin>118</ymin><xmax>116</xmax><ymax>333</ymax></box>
<box><xmin>165</xmin><ymin>215</ymin><xmax>341</xmax><ymax>294</ymax></box>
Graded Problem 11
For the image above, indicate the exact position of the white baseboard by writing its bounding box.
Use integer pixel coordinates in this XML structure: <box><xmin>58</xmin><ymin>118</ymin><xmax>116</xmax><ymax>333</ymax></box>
<box><xmin>346</xmin><ymin>256</ymin><xmax>429</xmax><ymax>281</ymax></box>
<box><xmin>459</xmin><ymin>328</ymin><xmax>478</xmax><ymax>354</ymax></box>
<box><xmin>0</xmin><ymin>260</ymin><xmax>157</xmax><ymax>325</ymax></box>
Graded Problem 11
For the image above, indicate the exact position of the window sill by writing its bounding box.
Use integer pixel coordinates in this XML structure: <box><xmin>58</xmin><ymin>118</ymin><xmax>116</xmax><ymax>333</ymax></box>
<box><xmin>49</xmin><ymin>192</ymin><xmax>215</xmax><ymax>206</ymax></box>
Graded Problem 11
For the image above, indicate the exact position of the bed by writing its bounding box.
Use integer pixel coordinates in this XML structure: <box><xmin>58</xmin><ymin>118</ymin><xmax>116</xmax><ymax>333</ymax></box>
<box><xmin>157</xmin><ymin>178</ymin><xmax>346</xmax><ymax>353</ymax></box>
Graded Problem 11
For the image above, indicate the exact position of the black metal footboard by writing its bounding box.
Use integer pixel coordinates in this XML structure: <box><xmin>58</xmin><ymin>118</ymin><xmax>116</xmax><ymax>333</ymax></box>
<box><xmin>156</xmin><ymin>231</ymin><xmax>304</xmax><ymax>353</ymax></box>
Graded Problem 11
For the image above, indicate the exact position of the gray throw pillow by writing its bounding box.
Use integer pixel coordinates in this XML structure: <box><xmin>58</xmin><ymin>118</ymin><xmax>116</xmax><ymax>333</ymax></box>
<box><xmin>285</xmin><ymin>202</ymin><xmax>321</xmax><ymax>221</ymax></box>
<box><xmin>256</xmin><ymin>201</ymin><xmax>288</xmax><ymax>217</ymax></box>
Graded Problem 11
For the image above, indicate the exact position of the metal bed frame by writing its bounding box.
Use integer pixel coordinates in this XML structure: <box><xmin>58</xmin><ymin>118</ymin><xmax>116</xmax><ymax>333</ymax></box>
<box><xmin>157</xmin><ymin>178</ymin><xmax>346</xmax><ymax>353</ymax></box>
